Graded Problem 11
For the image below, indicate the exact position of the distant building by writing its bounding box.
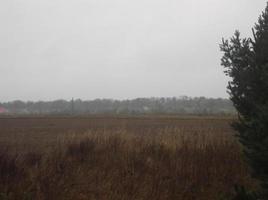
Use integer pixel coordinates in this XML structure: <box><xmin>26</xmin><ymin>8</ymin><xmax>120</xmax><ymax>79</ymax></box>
<box><xmin>0</xmin><ymin>107</ymin><xmax>8</xmax><ymax>114</ymax></box>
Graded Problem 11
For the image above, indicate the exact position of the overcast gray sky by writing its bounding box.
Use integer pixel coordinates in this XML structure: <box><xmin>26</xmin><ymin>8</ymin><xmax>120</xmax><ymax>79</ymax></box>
<box><xmin>0</xmin><ymin>0</ymin><xmax>266</xmax><ymax>101</ymax></box>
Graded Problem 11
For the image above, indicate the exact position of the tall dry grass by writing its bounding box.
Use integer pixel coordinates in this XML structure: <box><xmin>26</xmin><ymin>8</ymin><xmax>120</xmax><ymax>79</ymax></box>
<box><xmin>0</xmin><ymin>126</ymin><xmax>254</xmax><ymax>200</ymax></box>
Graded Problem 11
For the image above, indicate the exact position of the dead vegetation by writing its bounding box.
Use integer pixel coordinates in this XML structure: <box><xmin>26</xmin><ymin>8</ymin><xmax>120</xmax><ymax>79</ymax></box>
<box><xmin>0</xmin><ymin>116</ymin><xmax>255</xmax><ymax>200</ymax></box>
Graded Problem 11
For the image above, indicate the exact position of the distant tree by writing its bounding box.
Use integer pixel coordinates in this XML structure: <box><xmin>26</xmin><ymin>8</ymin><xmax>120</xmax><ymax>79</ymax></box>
<box><xmin>220</xmin><ymin>2</ymin><xmax>268</xmax><ymax>198</ymax></box>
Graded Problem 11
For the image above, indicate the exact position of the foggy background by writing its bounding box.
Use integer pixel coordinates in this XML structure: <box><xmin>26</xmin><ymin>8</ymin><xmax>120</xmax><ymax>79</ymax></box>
<box><xmin>0</xmin><ymin>0</ymin><xmax>266</xmax><ymax>101</ymax></box>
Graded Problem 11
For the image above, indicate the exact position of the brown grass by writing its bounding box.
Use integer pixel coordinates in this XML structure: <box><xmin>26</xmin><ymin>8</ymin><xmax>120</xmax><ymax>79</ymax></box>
<box><xmin>0</xmin><ymin>116</ymin><xmax>255</xmax><ymax>200</ymax></box>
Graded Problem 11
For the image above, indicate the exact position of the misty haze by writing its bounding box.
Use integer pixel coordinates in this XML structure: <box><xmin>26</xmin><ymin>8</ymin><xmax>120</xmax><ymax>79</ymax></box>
<box><xmin>1</xmin><ymin>1</ymin><xmax>268</xmax><ymax>200</ymax></box>
<box><xmin>1</xmin><ymin>0</ymin><xmax>264</xmax><ymax>101</ymax></box>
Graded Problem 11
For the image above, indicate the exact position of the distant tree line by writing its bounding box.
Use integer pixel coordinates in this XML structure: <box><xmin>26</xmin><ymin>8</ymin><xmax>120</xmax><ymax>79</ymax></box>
<box><xmin>0</xmin><ymin>97</ymin><xmax>236</xmax><ymax>115</ymax></box>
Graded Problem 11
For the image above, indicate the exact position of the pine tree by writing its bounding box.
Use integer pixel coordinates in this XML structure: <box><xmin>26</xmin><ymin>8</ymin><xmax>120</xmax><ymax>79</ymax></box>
<box><xmin>220</xmin><ymin>2</ymin><xmax>268</xmax><ymax>198</ymax></box>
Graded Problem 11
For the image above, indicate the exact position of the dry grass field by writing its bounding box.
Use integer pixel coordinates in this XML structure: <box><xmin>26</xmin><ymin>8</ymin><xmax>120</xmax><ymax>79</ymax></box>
<box><xmin>0</xmin><ymin>116</ymin><xmax>255</xmax><ymax>200</ymax></box>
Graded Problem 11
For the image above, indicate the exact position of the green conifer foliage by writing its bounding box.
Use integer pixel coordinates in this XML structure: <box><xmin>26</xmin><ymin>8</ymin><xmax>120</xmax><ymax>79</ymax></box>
<box><xmin>220</xmin><ymin>3</ymin><xmax>268</xmax><ymax>198</ymax></box>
